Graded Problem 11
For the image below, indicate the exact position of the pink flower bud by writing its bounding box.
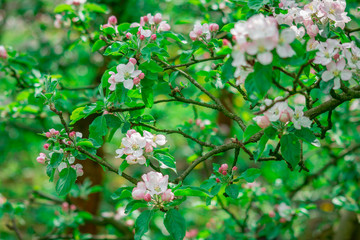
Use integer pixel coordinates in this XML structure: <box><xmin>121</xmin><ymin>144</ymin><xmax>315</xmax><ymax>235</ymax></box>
<box><xmin>43</xmin><ymin>143</ymin><xmax>50</xmax><ymax>150</ymax></box>
<box><xmin>0</xmin><ymin>46</ymin><xmax>7</xmax><ymax>59</ymax></box>
<box><xmin>220</xmin><ymin>164</ymin><xmax>228</xmax><ymax>171</ymax></box>
<box><xmin>144</xmin><ymin>193</ymin><xmax>152</xmax><ymax>202</ymax></box>
<box><xmin>209</xmin><ymin>23</ymin><xmax>219</xmax><ymax>32</ymax></box>
<box><xmin>232</xmin><ymin>166</ymin><xmax>238</xmax><ymax>172</ymax></box>
<box><xmin>151</xmin><ymin>34</ymin><xmax>157</xmax><ymax>40</ymax></box>
<box><xmin>125</xmin><ymin>219</ymin><xmax>134</xmax><ymax>226</ymax></box>
<box><xmin>269</xmin><ymin>211</ymin><xmax>275</xmax><ymax>218</ymax></box>
<box><xmin>222</xmin><ymin>170</ymin><xmax>227</xmax><ymax>176</ymax></box>
<box><xmin>216</xmin><ymin>178</ymin><xmax>220</xmax><ymax>183</ymax></box>
<box><xmin>334</xmin><ymin>53</ymin><xmax>340</xmax><ymax>60</ymax></box>
<box><xmin>279</xmin><ymin>2</ymin><xmax>284</xmax><ymax>7</ymax></box>
<box><xmin>143</xmin><ymin>15</ymin><xmax>149</xmax><ymax>22</ymax></box>
<box><xmin>62</xmin><ymin>202</ymin><xmax>69</xmax><ymax>211</ymax></box>
<box><xmin>138</xmin><ymin>72</ymin><xmax>145</xmax><ymax>79</ymax></box>
<box><xmin>223</xmin><ymin>39</ymin><xmax>230</xmax><ymax>46</ymax></box>
<box><xmin>254</xmin><ymin>116</ymin><xmax>271</xmax><ymax>129</ymax></box>
<box><xmin>280</xmin><ymin>217</ymin><xmax>287</xmax><ymax>223</ymax></box>
<box><xmin>154</xmin><ymin>13</ymin><xmax>162</xmax><ymax>24</ymax></box>
<box><xmin>161</xmin><ymin>189</ymin><xmax>174</xmax><ymax>202</ymax></box>
<box><xmin>145</xmin><ymin>142</ymin><xmax>153</xmax><ymax>153</ymax></box>
<box><xmin>126</xmin><ymin>129</ymin><xmax>137</xmax><ymax>138</ymax></box>
<box><xmin>196</xmin><ymin>119</ymin><xmax>202</xmax><ymax>126</ymax></box>
<box><xmin>126</xmin><ymin>32</ymin><xmax>132</xmax><ymax>39</ymax></box>
<box><xmin>140</xmin><ymin>35</ymin><xmax>145</xmax><ymax>40</ymax></box>
<box><xmin>36</xmin><ymin>153</ymin><xmax>46</xmax><ymax>164</ymax></box>
<box><xmin>108</xmin><ymin>15</ymin><xmax>117</xmax><ymax>25</ymax></box>
<box><xmin>279</xmin><ymin>111</ymin><xmax>291</xmax><ymax>123</ymax></box>
<box><xmin>67</xmin><ymin>141</ymin><xmax>72</xmax><ymax>145</ymax></box>
<box><xmin>261</xmin><ymin>187</ymin><xmax>266</xmax><ymax>192</ymax></box>
<box><xmin>45</xmin><ymin>132</ymin><xmax>51</xmax><ymax>138</ymax></box>
<box><xmin>133</xmin><ymin>77</ymin><xmax>141</xmax><ymax>85</ymax></box>
<box><xmin>69</xmin><ymin>131</ymin><xmax>76</xmax><ymax>138</ymax></box>
<box><xmin>188</xmin><ymin>119</ymin><xmax>193</xmax><ymax>124</ymax></box>
<box><xmin>129</xmin><ymin>58</ymin><xmax>137</xmax><ymax>65</ymax></box>
<box><xmin>102</xmin><ymin>23</ymin><xmax>112</xmax><ymax>29</ymax></box>
<box><xmin>70</xmin><ymin>204</ymin><xmax>76</xmax><ymax>211</ymax></box>
<box><xmin>103</xmin><ymin>110</ymin><xmax>109</xmax><ymax>115</ymax></box>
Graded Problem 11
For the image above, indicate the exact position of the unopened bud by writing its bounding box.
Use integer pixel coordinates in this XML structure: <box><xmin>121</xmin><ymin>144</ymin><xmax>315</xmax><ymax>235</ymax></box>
<box><xmin>108</xmin><ymin>15</ymin><xmax>117</xmax><ymax>25</ymax></box>
<box><xmin>129</xmin><ymin>58</ymin><xmax>137</xmax><ymax>65</ymax></box>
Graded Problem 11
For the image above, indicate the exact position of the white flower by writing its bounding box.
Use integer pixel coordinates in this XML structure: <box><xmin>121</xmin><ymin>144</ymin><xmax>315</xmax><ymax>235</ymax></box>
<box><xmin>322</xmin><ymin>58</ymin><xmax>352</xmax><ymax>89</ymax></box>
<box><xmin>291</xmin><ymin>106</ymin><xmax>312</xmax><ymax>129</ymax></box>
<box><xmin>141</xmin><ymin>171</ymin><xmax>169</xmax><ymax>196</ymax></box>
<box><xmin>108</xmin><ymin>62</ymin><xmax>142</xmax><ymax>91</ymax></box>
<box><xmin>313</xmin><ymin>39</ymin><xmax>340</xmax><ymax>66</ymax></box>
<box><xmin>122</xmin><ymin>132</ymin><xmax>147</xmax><ymax>158</ymax></box>
<box><xmin>58</xmin><ymin>162</ymin><xmax>67</xmax><ymax>172</ymax></box>
<box><xmin>139</xmin><ymin>27</ymin><xmax>152</xmax><ymax>38</ymax></box>
<box><xmin>143</xmin><ymin>130</ymin><xmax>167</xmax><ymax>147</ymax></box>
<box><xmin>276</xmin><ymin>28</ymin><xmax>296</xmax><ymax>58</ymax></box>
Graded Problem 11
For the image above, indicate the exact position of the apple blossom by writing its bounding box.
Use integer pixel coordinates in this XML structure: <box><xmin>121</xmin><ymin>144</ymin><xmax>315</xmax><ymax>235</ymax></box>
<box><xmin>126</xmin><ymin>32</ymin><xmax>132</xmax><ymax>39</ymax></box>
<box><xmin>269</xmin><ymin>210</ymin><xmax>276</xmax><ymax>218</ymax></box>
<box><xmin>189</xmin><ymin>23</ymin><xmax>211</xmax><ymax>41</ymax></box>
<box><xmin>43</xmin><ymin>143</ymin><xmax>50</xmax><ymax>150</ymax></box>
<box><xmin>107</xmin><ymin>62</ymin><xmax>142</xmax><ymax>91</ymax></box>
<box><xmin>36</xmin><ymin>153</ymin><xmax>46</xmax><ymax>164</ymax></box>
<box><xmin>253</xmin><ymin>115</ymin><xmax>271</xmax><ymax>129</ymax></box>
<box><xmin>216</xmin><ymin>178</ymin><xmax>220</xmax><ymax>183</ymax></box>
<box><xmin>161</xmin><ymin>189</ymin><xmax>175</xmax><ymax>202</ymax></box>
<box><xmin>158</xmin><ymin>21</ymin><xmax>171</xmax><ymax>32</ymax></box>
<box><xmin>322</xmin><ymin>58</ymin><xmax>352</xmax><ymax>89</ymax></box>
<box><xmin>142</xmin><ymin>171</ymin><xmax>169</xmax><ymax>196</ymax></box>
<box><xmin>232</xmin><ymin>166</ymin><xmax>238</xmax><ymax>172</ymax></box>
<box><xmin>209</xmin><ymin>23</ymin><xmax>219</xmax><ymax>32</ymax></box>
<box><xmin>313</xmin><ymin>39</ymin><xmax>340</xmax><ymax>66</ymax></box>
<box><xmin>276</xmin><ymin>28</ymin><xmax>296</xmax><ymax>58</ymax></box>
<box><xmin>71</xmin><ymin>163</ymin><xmax>83</xmax><ymax>177</ymax></box>
<box><xmin>66</xmin><ymin>0</ymin><xmax>86</xmax><ymax>5</ymax></box>
<box><xmin>108</xmin><ymin>16</ymin><xmax>117</xmax><ymax>25</ymax></box>
<box><xmin>58</xmin><ymin>162</ymin><xmax>67</xmax><ymax>172</ymax></box>
<box><xmin>132</xmin><ymin>182</ymin><xmax>147</xmax><ymax>200</ymax></box>
<box><xmin>291</xmin><ymin>106</ymin><xmax>312</xmax><ymax>129</ymax></box>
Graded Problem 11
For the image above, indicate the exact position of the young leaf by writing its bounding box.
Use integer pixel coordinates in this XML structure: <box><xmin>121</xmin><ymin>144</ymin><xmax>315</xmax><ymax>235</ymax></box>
<box><xmin>56</xmin><ymin>168</ymin><xmax>77</xmax><ymax>196</ymax></box>
<box><xmin>164</xmin><ymin>209</ymin><xmax>186</xmax><ymax>240</ymax></box>
<box><xmin>135</xmin><ymin>210</ymin><xmax>154</xmax><ymax>240</ymax></box>
<box><xmin>125</xmin><ymin>200</ymin><xmax>149</xmax><ymax>214</ymax></box>
<box><xmin>225</xmin><ymin>184</ymin><xmax>239</xmax><ymax>199</ymax></box>
<box><xmin>49</xmin><ymin>152</ymin><xmax>63</xmax><ymax>168</ymax></box>
<box><xmin>281</xmin><ymin>133</ymin><xmax>301</xmax><ymax>169</ymax></box>
<box><xmin>154</xmin><ymin>153</ymin><xmax>177</xmax><ymax>173</ymax></box>
<box><xmin>239</xmin><ymin>168</ymin><xmax>261</xmax><ymax>182</ymax></box>
<box><xmin>89</xmin><ymin>115</ymin><xmax>108</xmax><ymax>145</ymax></box>
<box><xmin>118</xmin><ymin>160</ymin><xmax>129</xmax><ymax>176</ymax></box>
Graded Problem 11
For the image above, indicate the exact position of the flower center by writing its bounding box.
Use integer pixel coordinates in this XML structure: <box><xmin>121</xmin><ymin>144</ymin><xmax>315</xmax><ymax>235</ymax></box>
<box><xmin>124</xmin><ymin>72</ymin><xmax>131</xmax><ymax>79</ymax></box>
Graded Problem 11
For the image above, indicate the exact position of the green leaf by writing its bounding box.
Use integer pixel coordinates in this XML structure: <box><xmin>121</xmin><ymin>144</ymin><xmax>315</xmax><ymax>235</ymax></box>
<box><xmin>294</xmin><ymin>128</ymin><xmax>320</xmax><ymax>147</ymax></box>
<box><xmin>92</xmin><ymin>39</ymin><xmax>106</xmax><ymax>52</ymax></box>
<box><xmin>117</xmin><ymin>23</ymin><xmax>130</xmax><ymax>32</ymax></box>
<box><xmin>154</xmin><ymin>153</ymin><xmax>177</xmax><ymax>173</ymax></box>
<box><xmin>84</xmin><ymin>3</ymin><xmax>108</xmax><ymax>13</ymax></box>
<box><xmin>221</xmin><ymin>58</ymin><xmax>235</xmax><ymax>83</ymax></box>
<box><xmin>70</xmin><ymin>107</ymin><xmax>86</xmax><ymax>125</ymax></box>
<box><xmin>247</xmin><ymin>62</ymin><xmax>272</xmax><ymax>96</ymax></box>
<box><xmin>118</xmin><ymin>160</ymin><xmax>129</xmax><ymax>176</ymax></box>
<box><xmin>125</xmin><ymin>200</ymin><xmax>149</xmax><ymax>214</ymax></box>
<box><xmin>54</xmin><ymin>4</ymin><xmax>73</xmax><ymax>13</ymax></box>
<box><xmin>248</xmin><ymin>0</ymin><xmax>270</xmax><ymax>11</ymax></box>
<box><xmin>174</xmin><ymin>186</ymin><xmax>211</xmax><ymax>197</ymax></box>
<box><xmin>164</xmin><ymin>209</ymin><xmax>186</xmax><ymax>240</ymax></box>
<box><xmin>89</xmin><ymin>115</ymin><xmax>108</xmax><ymax>145</ymax></box>
<box><xmin>134</xmin><ymin>210</ymin><xmax>154</xmax><ymax>240</ymax></box>
<box><xmin>254</xmin><ymin>134</ymin><xmax>269</xmax><ymax>161</ymax></box>
<box><xmin>111</xmin><ymin>187</ymin><xmax>132</xmax><ymax>200</ymax></box>
<box><xmin>77</xmin><ymin>140</ymin><xmax>94</xmax><ymax>148</ymax></box>
<box><xmin>50</xmin><ymin>152</ymin><xmax>63</xmax><ymax>168</ymax></box>
<box><xmin>221</xmin><ymin>23</ymin><xmax>235</xmax><ymax>32</ymax></box>
<box><xmin>140</xmin><ymin>60</ymin><xmax>164</xmax><ymax>73</ymax></box>
<box><xmin>281</xmin><ymin>133</ymin><xmax>301</xmax><ymax>168</ymax></box>
<box><xmin>239</xmin><ymin>168</ymin><xmax>261</xmax><ymax>182</ymax></box>
<box><xmin>141</xmin><ymin>87</ymin><xmax>154</xmax><ymax>108</ymax></box>
<box><xmin>56</xmin><ymin>168</ymin><xmax>77</xmax><ymax>196</ymax></box>
<box><xmin>102</xmin><ymin>27</ymin><xmax>116</xmax><ymax>35</ymax></box>
<box><xmin>225</xmin><ymin>184</ymin><xmax>239</xmax><ymax>199</ymax></box>
<box><xmin>244</xmin><ymin>124</ymin><xmax>262</xmax><ymax>142</ymax></box>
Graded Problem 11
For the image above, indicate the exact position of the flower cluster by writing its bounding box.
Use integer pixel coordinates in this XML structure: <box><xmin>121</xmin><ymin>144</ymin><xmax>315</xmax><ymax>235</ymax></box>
<box><xmin>115</xmin><ymin>129</ymin><xmax>167</xmax><ymax>165</ymax></box>
<box><xmin>132</xmin><ymin>171</ymin><xmax>174</xmax><ymax>203</ymax></box>
<box><xmin>230</xmin><ymin>14</ymin><xmax>296</xmax><ymax>85</ymax></box>
<box><xmin>108</xmin><ymin>59</ymin><xmax>144</xmax><ymax>91</ymax></box>
<box><xmin>65</xmin><ymin>0</ymin><xmax>86</xmax><ymax>6</ymax></box>
<box><xmin>312</xmin><ymin>39</ymin><xmax>355</xmax><ymax>89</ymax></box>
<box><xmin>127</xmin><ymin>13</ymin><xmax>171</xmax><ymax>41</ymax></box>
<box><xmin>0</xmin><ymin>46</ymin><xmax>7</xmax><ymax>59</ymax></box>
<box><xmin>36</xmin><ymin>129</ymin><xmax>84</xmax><ymax>177</ymax></box>
<box><xmin>254</xmin><ymin>100</ymin><xmax>312</xmax><ymax>130</ymax></box>
<box><xmin>189</xmin><ymin>23</ymin><xmax>219</xmax><ymax>41</ymax></box>
<box><xmin>102</xmin><ymin>15</ymin><xmax>118</xmax><ymax>30</ymax></box>
<box><xmin>275</xmin><ymin>0</ymin><xmax>351</xmax><ymax>36</ymax></box>
<box><xmin>215</xmin><ymin>164</ymin><xmax>237</xmax><ymax>183</ymax></box>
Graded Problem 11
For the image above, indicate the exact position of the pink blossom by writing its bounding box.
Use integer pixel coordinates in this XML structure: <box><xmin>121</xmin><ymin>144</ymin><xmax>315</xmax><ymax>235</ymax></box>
<box><xmin>142</xmin><ymin>171</ymin><xmax>169</xmax><ymax>196</ymax></box>
<box><xmin>313</xmin><ymin>39</ymin><xmax>340</xmax><ymax>66</ymax></box>
<box><xmin>36</xmin><ymin>153</ymin><xmax>46</xmax><ymax>164</ymax></box>
<box><xmin>232</xmin><ymin>166</ymin><xmax>238</xmax><ymax>172</ymax></box>
<box><xmin>322</xmin><ymin>59</ymin><xmax>352</xmax><ymax>90</ymax></box>
<box><xmin>253</xmin><ymin>115</ymin><xmax>271</xmax><ymax>129</ymax></box>
<box><xmin>132</xmin><ymin>182</ymin><xmax>147</xmax><ymax>200</ymax></box>
<box><xmin>269</xmin><ymin>210</ymin><xmax>276</xmax><ymax>218</ymax></box>
<box><xmin>209</xmin><ymin>23</ymin><xmax>219</xmax><ymax>32</ymax></box>
<box><xmin>133</xmin><ymin>77</ymin><xmax>140</xmax><ymax>85</ymax></box>
<box><xmin>216</xmin><ymin>178</ymin><xmax>220</xmax><ymax>183</ymax></box>
<box><xmin>189</xmin><ymin>23</ymin><xmax>210</xmax><ymax>41</ymax></box>
<box><xmin>108</xmin><ymin>15</ymin><xmax>117</xmax><ymax>25</ymax></box>
<box><xmin>69</xmin><ymin>131</ymin><xmax>76</xmax><ymax>138</ymax></box>
<box><xmin>151</xmin><ymin>34</ymin><xmax>157</xmax><ymax>40</ymax></box>
<box><xmin>161</xmin><ymin>189</ymin><xmax>175</xmax><ymax>202</ymax></box>
<box><xmin>144</xmin><ymin>193</ymin><xmax>152</xmax><ymax>202</ymax></box>
<box><xmin>126</xmin><ymin>32</ymin><xmax>132</xmax><ymax>39</ymax></box>
<box><xmin>129</xmin><ymin>58</ymin><xmax>137</xmax><ymax>65</ymax></box>
<box><xmin>158</xmin><ymin>21</ymin><xmax>171</xmax><ymax>32</ymax></box>
<box><xmin>43</xmin><ymin>143</ymin><xmax>50</xmax><ymax>150</ymax></box>
<box><xmin>138</xmin><ymin>72</ymin><xmax>145</xmax><ymax>79</ymax></box>
<box><xmin>153</xmin><ymin>13</ymin><xmax>162</xmax><ymax>24</ymax></box>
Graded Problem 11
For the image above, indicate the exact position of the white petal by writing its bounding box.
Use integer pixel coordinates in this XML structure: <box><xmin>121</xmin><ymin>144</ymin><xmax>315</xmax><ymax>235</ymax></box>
<box><xmin>257</xmin><ymin>52</ymin><xmax>273</xmax><ymax>65</ymax></box>
<box><xmin>333</xmin><ymin>77</ymin><xmax>341</xmax><ymax>90</ymax></box>
<box><xmin>322</xmin><ymin>71</ymin><xmax>334</xmax><ymax>82</ymax></box>
<box><xmin>123</xmin><ymin>79</ymin><xmax>134</xmax><ymax>89</ymax></box>
<box><xmin>341</xmin><ymin>70</ymin><xmax>352</xmax><ymax>80</ymax></box>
